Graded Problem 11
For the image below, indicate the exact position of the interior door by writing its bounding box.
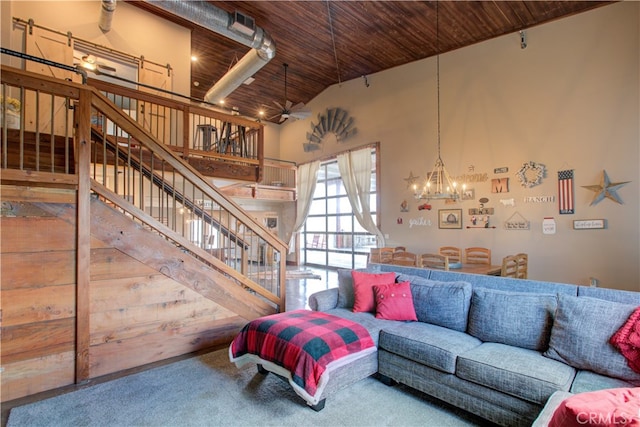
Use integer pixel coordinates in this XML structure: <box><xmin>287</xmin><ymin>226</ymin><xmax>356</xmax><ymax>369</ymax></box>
<box><xmin>138</xmin><ymin>61</ymin><xmax>173</xmax><ymax>146</ymax></box>
<box><xmin>25</xmin><ymin>27</ymin><xmax>76</xmax><ymax>135</ymax></box>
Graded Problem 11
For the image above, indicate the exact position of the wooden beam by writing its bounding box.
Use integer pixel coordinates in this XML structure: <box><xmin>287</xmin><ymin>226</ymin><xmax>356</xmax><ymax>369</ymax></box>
<box><xmin>75</xmin><ymin>89</ymin><xmax>91</xmax><ymax>383</ymax></box>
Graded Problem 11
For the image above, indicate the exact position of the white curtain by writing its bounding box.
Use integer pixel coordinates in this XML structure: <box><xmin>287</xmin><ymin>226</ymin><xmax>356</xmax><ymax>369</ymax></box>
<box><xmin>337</xmin><ymin>148</ymin><xmax>386</xmax><ymax>247</ymax></box>
<box><xmin>288</xmin><ymin>160</ymin><xmax>320</xmax><ymax>252</ymax></box>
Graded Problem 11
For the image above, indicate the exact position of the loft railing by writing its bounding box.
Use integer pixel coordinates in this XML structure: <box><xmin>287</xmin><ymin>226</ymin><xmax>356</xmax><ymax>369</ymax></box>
<box><xmin>87</xmin><ymin>78</ymin><xmax>262</xmax><ymax>169</ymax></box>
<box><xmin>0</xmin><ymin>65</ymin><xmax>287</xmax><ymax>311</ymax></box>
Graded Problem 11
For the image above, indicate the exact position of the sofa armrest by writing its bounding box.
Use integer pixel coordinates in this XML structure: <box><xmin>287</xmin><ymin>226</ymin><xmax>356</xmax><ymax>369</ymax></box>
<box><xmin>309</xmin><ymin>288</ymin><xmax>339</xmax><ymax>312</ymax></box>
<box><xmin>531</xmin><ymin>391</ymin><xmax>573</xmax><ymax>426</ymax></box>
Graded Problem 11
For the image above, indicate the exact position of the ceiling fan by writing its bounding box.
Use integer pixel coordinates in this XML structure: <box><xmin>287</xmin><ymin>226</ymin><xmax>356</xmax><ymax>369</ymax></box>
<box><xmin>270</xmin><ymin>63</ymin><xmax>311</xmax><ymax>123</ymax></box>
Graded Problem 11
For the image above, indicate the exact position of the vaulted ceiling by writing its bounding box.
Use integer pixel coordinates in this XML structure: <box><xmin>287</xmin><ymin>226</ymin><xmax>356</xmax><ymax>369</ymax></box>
<box><xmin>132</xmin><ymin>1</ymin><xmax>613</xmax><ymax>123</ymax></box>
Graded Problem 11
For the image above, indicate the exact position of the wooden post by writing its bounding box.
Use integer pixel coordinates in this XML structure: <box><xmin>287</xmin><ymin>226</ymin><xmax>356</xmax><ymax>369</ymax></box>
<box><xmin>75</xmin><ymin>89</ymin><xmax>91</xmax><ymax>382</ymax></box>
<box><xmin>182</xmin><ymin>105</ymin><xmax>190</xmax><ymax>159</ymax></box>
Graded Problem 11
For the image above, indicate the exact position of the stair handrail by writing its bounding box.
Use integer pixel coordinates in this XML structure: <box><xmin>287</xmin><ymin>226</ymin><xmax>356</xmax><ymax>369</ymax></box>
<box><xmin>1</xmin><ymin>65</ymin><xmax>287</xmax><ymax>310</ymax></box>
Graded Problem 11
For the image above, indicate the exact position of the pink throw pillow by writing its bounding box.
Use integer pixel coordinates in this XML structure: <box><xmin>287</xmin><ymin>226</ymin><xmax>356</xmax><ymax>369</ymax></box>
<box><xmin>549</xmin><ymin>388</ymin><xmax>640</xmax><ymax>427</ymax></box>
<box><xmin>373</xmin><ymin>281</ymin><xmax>418</xmax><ymax>321</ymax></box>
<box><xmin>351</xmin><ymin>271</ymin><xmax>396</xmax><ymax>313</ymax></box>
<box><xmin>611</xmin><ymin>306</ymin><xmax>640</xmax><ymax>373</ymax></box>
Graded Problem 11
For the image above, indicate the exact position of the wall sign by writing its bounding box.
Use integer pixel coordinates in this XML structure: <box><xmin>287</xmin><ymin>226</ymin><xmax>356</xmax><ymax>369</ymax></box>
<box><xmin>542</xmin><ymin>217</ymin><xmax>556</xmax><ymax>234</ymax></box>
<box><xmin>573</xmin><ymin>219</ymin><xmax>606</xmax><ymax>230</ymax></box>
<box><xmin>504</xmin><ymin>211</ymin><xmax>530</xmax><ymax>230</ymax></box>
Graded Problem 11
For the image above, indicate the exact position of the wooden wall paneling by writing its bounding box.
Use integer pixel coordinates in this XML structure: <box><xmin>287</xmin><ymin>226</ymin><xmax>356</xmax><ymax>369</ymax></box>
<box><xmin>90</xmin><ymin>274</ymin><xmax>236</xmax><ymax>344</ymax></box>
<box><xmin>1</xmin><ymin>251</ymin><xmax>76</xmax><ymax>290</ymax></box>
<box><xmin>75</xmin><ymin>89</ymin><xmax>93</xmax><ymax>382</ymax></box>
<box><xmin>0</xmin><ymin>182</ymin><xmax>77</xmax><ymax>200</ymax></box>
<box><xmin>89</xmin><ymin>316</ymin><xmax>246</xmax><ymax>377</ymax></box>
<box><xmin>89</xmin><ymin>197</ymin><xmax>276</xmax><ymax>319</ymax></box>
<box><xmin>0</xmin><ymin>216</ymin><xmax>76</xmax><ymax>253</ymax></box>
<box><xmin>90</xmin><ymin>300</ymin><xmax>233</xmax><ymax>345</ymax></box>
<box><xmin>1</xmin><ymin>318</ymin><xmax>75</xmax><ymax>364</ymax></box>
<box><xmin>90</xmin><ymin>273</ymin><xmax>198</xmax><ymax>311</ymax></box>
<box><xmin>1</xmin><ymin>284</ymin><xmax>76</xmax><ymax>327</ymax></box>
<box><xmin>1</xmin><ymin>351</ymin><xmax>75</xmax><ymax>402</ymax></box>
<box><xmin>90</xmin><ymin>247</ymin><xmax>157</xmax><ymax>281</ymax></box>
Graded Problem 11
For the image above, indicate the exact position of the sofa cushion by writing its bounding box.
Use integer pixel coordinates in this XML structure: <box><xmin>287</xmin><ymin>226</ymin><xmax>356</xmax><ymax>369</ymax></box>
<box><xmin>379</xmin><ymin>322</ymin><xmax>482</xmax><ymax>374</ymax></box>
<box><xmin>396</xmin><ymin>273</ymin><xmax>472</xmax><ymax>332</ymax></box>
<box><xmin>336</xmin><ymin>268</ymin><xmax>389</xmax><ymax>309</ymax></box>
<box><xmin>544</xmin><ymin>294</ymin><xmax>640</xmax><ymax>385</ymax></box>
<box><xmin>373</xmin><ymin>281</ymin><xmax>417</xmax><ymax>321</ymax></box>
<box><xmin>467</xmin><ymin>288</ymin><xmax>557</xmax><ymax>351</ymax></box>
<box><xmin>352</xmin><ymin>271</ymin><xmax>396</xmax><ymax>313</ymax></box>
<box><xmin>457</xmin><ymin>342</ymin><xmax>576</xmax><ymax>404</ymax></box>
<box><xmin>570</xmin><ymin>370</ymin><xmax>634</xmax><ymax>394</ymax></box>
<box><xmin>548</xmin><ymin>388</ymin><xmax>640</xmax><ymax>427</ymax></box>
<box><xmin>323</xmin><ymin>308</ymin><xmax>402</xmax><ymax>346</ymax></box>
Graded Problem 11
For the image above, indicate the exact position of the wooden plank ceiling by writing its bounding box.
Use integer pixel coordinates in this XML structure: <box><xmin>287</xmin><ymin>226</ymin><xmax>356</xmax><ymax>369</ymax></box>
<box><xmin>132</xmin><ymin>1</ymin><xmax>613</xmax><ymax>123</ymax></box>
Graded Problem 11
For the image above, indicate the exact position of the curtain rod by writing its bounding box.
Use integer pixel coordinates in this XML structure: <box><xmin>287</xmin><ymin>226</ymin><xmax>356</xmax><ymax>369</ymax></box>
<box><xmin>12</xmin><ymin>17</ymin><xmax>172</xmax><ymax>74</ymax></box>
<box><xmin>302</xmin><ymin>142</ymin><xmax>379</xmax><ymax>166</ymax></box>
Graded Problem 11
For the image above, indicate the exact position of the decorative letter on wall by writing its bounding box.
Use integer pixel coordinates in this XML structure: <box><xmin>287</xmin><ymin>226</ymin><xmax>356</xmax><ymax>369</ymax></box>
<box><xmin>303</xmin><ymin>107</ymin><xmax>357</xmax><ymax>152</ymax></box>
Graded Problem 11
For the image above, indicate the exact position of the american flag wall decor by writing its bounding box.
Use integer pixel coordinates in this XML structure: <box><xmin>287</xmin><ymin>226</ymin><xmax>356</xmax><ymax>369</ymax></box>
<box><xmin>558</xmin><ymin>170</ymin><xmax>575</xmax><ymax>214</ymax></box>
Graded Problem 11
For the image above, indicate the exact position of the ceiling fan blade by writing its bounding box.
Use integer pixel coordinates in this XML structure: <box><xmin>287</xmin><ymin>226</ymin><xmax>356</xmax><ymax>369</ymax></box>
<box><xmin>273</xmin><ymin>100</ymin><xmax>285</xmax><ymax>111</ymax></box>
<box><xmin>290</xmin><ymin>110</ymin><xmax>311</xmax><ymax>120</ymax></box>
<box><xmin>285</xmin><ymin>99</ymin><xmax>293</xmax><ymax>110</ymax></box>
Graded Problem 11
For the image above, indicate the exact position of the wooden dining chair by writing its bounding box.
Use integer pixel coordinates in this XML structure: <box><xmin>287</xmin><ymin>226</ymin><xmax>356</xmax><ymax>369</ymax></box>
<box><xmin>420</xmin><ymin>253</ymin><xmax>449</xmax><ymax>270</ymax></box>
<box><xmin>390</xmin><ymin>251</ymin><xmax>418</xmax><ymax>266</ymax></box>
<box><xmin>439</xmin><ymin>246</ymin><xmax>461</xmax><ymax>263</ymax></box>
<box><xmin>465</xmin><ymin>247</ymin><xmax>491</xmax><ymax>265</ymax></box>
<box><xmin>515</xmin><ymin>253</ymin><xmax>528</xmax><ymax>279</ymax></box>
<box><xmin>369</xmin><ymin>247</ymin><xmax>395</xmax><ymax>264</ymax></box>
<box><xmin>501</xmin><ymin>255</ymin><xmax>518</xmax><ymax>278</ymax></box>
<box><xmin>394</xmin><ymin>246</ymin><xmax>407</xmax><ymax>252</ymax></box>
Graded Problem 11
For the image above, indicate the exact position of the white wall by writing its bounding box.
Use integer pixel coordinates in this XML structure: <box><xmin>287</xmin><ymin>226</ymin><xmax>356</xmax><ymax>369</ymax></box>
<box><xmin>279</xmin><ymin>2</ymin><xmax>640</xmax><ymax>291</ymax></box>
<box><xmin>3</xmin><ymin>1</ymin><xmax>191</xmax><ymax>97</ymax></box>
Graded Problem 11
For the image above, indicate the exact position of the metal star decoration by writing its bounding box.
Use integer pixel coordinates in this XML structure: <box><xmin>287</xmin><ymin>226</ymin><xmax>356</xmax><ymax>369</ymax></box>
<box><xmin>403</xmin><ymin>171</ymin><xmax>420</xmax><ymax>189</ymax></box>
<box><xmin>582</xmin><ymin>170</ymin><xmax>630</xmax><ymax>205</ymax></box>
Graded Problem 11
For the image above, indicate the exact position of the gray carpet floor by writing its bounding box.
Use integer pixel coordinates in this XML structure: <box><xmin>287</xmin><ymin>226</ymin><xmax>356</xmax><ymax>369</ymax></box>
<box><xmin>8</xmin><ymin>348</ymin><xmax>492</xmax><ymax>427</ymax></box>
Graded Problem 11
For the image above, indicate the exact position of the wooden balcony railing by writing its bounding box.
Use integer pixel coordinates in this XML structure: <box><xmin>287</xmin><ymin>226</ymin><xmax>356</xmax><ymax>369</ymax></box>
<box><xmin>1</xmin><ymin>65</ymin><xmax>287</xmax><ymax>312</ymax></box>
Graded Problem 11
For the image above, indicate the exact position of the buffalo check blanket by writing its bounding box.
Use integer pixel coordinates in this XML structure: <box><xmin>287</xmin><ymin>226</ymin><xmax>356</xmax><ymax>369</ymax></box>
<box><xmin>229</xmin><ymin>309</ymin><xmax>375</xmax><ymax>405</ymax></box>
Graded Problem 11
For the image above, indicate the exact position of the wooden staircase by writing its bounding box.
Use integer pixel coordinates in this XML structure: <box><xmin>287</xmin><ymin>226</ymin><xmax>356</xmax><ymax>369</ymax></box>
<box><xmin>0</xmin><ymin>65</ymin><xmax>288</xmax><ymax>402</ymax></box>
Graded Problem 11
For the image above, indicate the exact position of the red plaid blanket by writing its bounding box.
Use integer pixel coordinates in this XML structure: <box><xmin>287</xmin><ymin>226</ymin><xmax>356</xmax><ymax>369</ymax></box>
<box><xmin>229</xmin><ymin>309</ymin><xmax>374</xmax><ymax>402</ymax></box>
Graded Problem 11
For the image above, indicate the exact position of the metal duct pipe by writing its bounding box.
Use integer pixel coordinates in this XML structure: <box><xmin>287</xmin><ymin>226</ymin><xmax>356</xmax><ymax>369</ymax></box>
<box><xmin>145</xmin><ymin>1</ymin><xmax>276</xmax><ymax>104</ymax></box>
<box><xmin>99</xmin><ymin>0</ymin><xmax>117</xmax><ymax>32</ymax></box>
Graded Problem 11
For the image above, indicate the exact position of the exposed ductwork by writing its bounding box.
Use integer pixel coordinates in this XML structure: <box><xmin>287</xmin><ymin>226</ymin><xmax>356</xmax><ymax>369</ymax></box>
<box><xmin>99</xmin><ymin>0</ymin><xmax>117</xmax><ymax>33</ymax></box>
<box><xmin>145</xmin><ymin>1</ymin><xmax>276</xmax><ymax>105</ymax></box>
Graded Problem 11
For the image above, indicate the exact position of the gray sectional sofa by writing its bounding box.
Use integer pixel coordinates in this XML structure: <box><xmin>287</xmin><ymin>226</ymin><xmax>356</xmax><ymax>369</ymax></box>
<box><xmin>308</xmin><ymin>264</ymin><xmax>640</xmax><ymax>427</ymax></box>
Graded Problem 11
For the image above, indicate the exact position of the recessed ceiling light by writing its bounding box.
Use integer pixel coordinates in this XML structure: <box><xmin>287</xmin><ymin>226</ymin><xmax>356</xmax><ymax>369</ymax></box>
<box><xmin>193</xmin><ymin>81</ymin><xmax>200</xmax><ymax>87</ymax></box>
<box><xmin>191</xmin><ymin>55</ymin><xmax>198</xmax><ymax>62</ymax></box>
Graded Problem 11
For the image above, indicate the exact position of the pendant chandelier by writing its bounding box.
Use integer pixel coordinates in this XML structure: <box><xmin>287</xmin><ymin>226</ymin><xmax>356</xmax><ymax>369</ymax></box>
<box><xmin>414</xmin><ymin>1</ymin><xmax>461</xmax><ymax>201</ymax></box>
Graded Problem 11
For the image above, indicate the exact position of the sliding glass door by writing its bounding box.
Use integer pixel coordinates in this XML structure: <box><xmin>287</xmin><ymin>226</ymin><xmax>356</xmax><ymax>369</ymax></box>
<box><xmin>302</xmin><ymin>149</ymin><xmax>378</xmax><ymax>269</ymax></box>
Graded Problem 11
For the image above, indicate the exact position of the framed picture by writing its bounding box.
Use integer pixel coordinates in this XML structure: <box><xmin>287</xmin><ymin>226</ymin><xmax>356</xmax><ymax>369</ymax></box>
<box><xmin>439</xmin><ymin>209</ymin><xmax>462</xmax><ymax>229</ymax></box>
<box><xmin>462</xmin><ymin>188</ymin><xmax>475</xmax><ymax>200</ymax></box>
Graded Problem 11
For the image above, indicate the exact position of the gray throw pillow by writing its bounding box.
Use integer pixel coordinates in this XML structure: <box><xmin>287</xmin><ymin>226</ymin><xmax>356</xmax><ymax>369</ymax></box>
<box><xmin>544</xmin><ymin>294</ymin><xmax>640</xmax><ymax>385</ymax></box>
<box><xmin>337</xmin><ymin>268</ymin><xmax>385</xmax><ymax>309</ymax></box>
<box><xmin>467</xmin><ymin>288</ymin><xmax>557</xmax><ymax>351</ymax></box>
<box><xmin>397</xmin><ymin>273</ymin><xmax>472</xmax><ymax>332</ymax></box>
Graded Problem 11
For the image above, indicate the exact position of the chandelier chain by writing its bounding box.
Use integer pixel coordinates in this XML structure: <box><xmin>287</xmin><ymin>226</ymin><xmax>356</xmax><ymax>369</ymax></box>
<box><xmin>436</xmin><ymin>0</ymin><xmax>441</xmax><ymax>160</ymax></box>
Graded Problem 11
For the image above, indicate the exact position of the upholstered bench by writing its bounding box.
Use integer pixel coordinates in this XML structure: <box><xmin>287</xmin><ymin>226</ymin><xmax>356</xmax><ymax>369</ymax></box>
<box><xmin>229</xmin><ymin>309</ymin><xmax>377</xmax><ymax>410</ymax></box>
